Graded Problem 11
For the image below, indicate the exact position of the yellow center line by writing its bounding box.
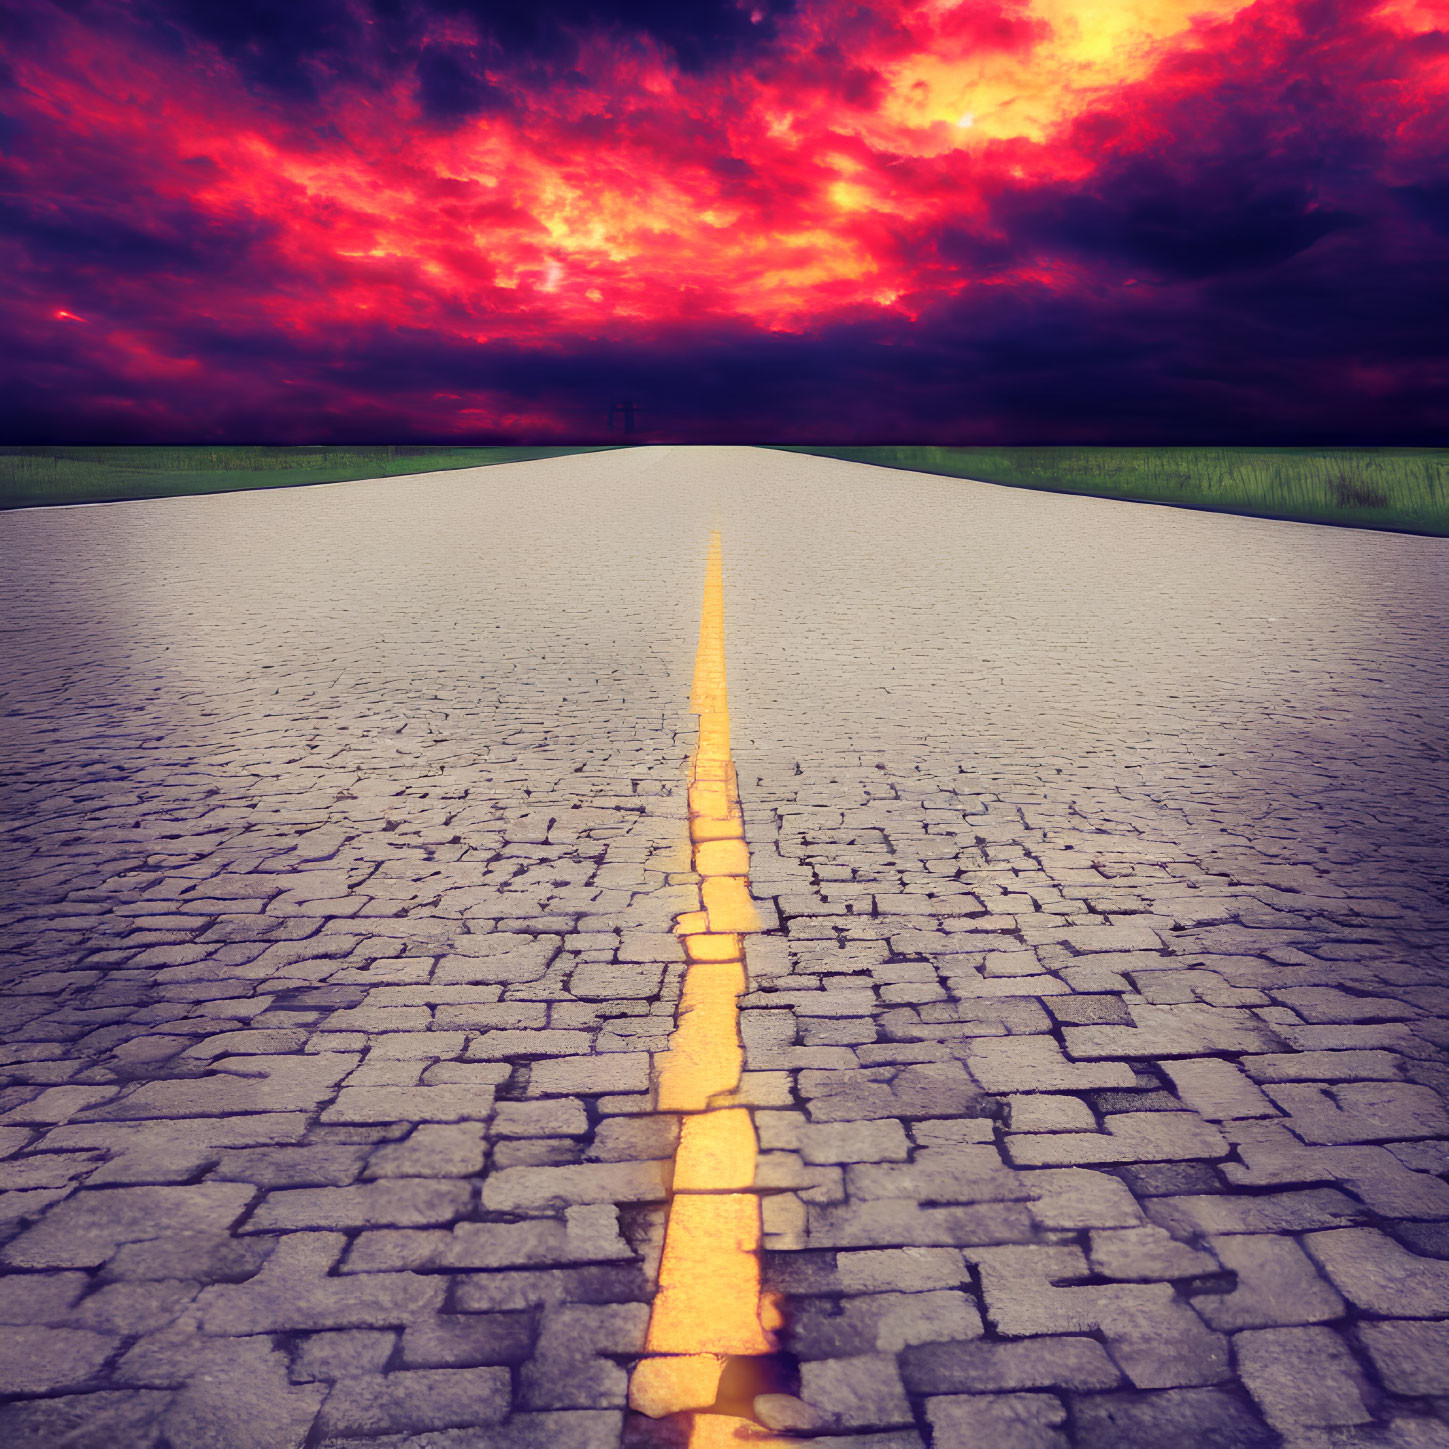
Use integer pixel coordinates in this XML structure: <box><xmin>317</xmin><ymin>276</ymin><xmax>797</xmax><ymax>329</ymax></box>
<box><xmin>629</xmin><ymin>533</ymin><xmax>790</xmax><ymax>1442</ymax></box>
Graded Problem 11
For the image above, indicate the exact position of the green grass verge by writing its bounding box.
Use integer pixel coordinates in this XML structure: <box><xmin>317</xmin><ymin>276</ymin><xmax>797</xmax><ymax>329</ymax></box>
<box><xmin>0</xmin><ymin>445</ymin><xmax>620</xmax><ymax>510</ymax></box>
<box><xmin>772</xmin><ymin>446</ymin><xmax>1449</xmax><ymax>536</ymax></box>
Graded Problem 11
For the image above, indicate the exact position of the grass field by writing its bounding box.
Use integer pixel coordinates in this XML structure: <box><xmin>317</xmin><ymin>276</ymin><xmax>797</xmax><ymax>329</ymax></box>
<box><xmin>775</xmin><ymin>446</ymin><xmax>1449</xmax><ymax>536</ymax></box>
<box><xmin>0</xmin><ymin>445</ymin><xmax>616</xmax><ymax>510</ymax></box>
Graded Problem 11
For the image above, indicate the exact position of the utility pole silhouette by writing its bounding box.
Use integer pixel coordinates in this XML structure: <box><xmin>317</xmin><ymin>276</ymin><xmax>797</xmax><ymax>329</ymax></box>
<box><xmin>608</xmin><ymin>400</ymin><xmax>637</xmax><ymax>435</ymax></box>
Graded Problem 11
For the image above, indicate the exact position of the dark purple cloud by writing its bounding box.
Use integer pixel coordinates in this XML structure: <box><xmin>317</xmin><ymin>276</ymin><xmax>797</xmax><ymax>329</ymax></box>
<box><xmin>2</xmin><ymin>0</ymin><xmax>1446</xmax><ymax>442</ymax></box>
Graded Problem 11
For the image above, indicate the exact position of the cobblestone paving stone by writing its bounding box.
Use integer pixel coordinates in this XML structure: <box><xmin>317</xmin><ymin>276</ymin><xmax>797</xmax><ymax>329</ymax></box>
<box><xmin>716</xmin><ymin>450</ymin><xmax>1449</xmax><ymax>1449</ymax></box>
<box><xmin>2</xmin><ymin>445</ymin><xmax>1448</xmax><ymax>1448</ymax></box>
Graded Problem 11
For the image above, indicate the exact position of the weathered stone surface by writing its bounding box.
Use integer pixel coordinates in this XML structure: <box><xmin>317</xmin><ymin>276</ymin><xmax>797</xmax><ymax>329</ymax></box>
<box><xmin>363</xmin><ymin>1123</ymin><xmax>488</xmax><ymax>1178</ymax></box>
<box><xmin>1146</xmin><ymin>1187</ymin><xmax>1366</xmax><ymax>1238</ymax></box>
<box><xmin>1086</xmin><ymin>1226</ymin><xmax>1216</xmax><ymax>1281</ymax></box>
<box><xmin>518</xmin><ymin>1302</ymin><xmax>648</xmax><ymax>1409</ymax></box>
<box><xmin>1303</xmin><ymin>1228</ymin><xmax>1449</xmax><ymax>1316</ymax></box>
<box><xmin>1071</xmin><ymin>1389</ymin><xmax>1276</xmax><ymax>1449</ymax></box>
<box><xmin>1240</xmin><ymin>1050</ymin><xmax>1403</xmax><ymax>1082</ymax></box>
<box><xmin>834</xmin><ymin>1247</ymin><xmax>969</xmax><ymax>1294</ymax></box>
<box><xmin>0</xmin><ymin>1268</ymin><xmax>89</xmax><ymax>1322</ymax></box>
<box><xmin>798</xmin><ymin>1353</ymin><xmax>915</xmax><ymax>1429</ymax></box>
<box><xmin>1159</xmin><ymin>1059</ymin><xmax>1276</xmax><ymax>1121</ymax></box>
<box><xmin>321</xmin><ymin>1085</ymin><xmax>495</xmax><ymax>1124</ymax></box>
<box><xmin>0</xmin><ymin>1325</ymin><xmax>117</xmax><ymax>1393</ymax></box>
<box><xmin>528</xmin><ymin>1055</ymin><xmax>651</xmax><ymax>1097</ymax></box>
<box><xmin>966</xmin><ymin>1038</ymin><xmax>1135</xmax><ymax>1094</ymax></box>
<box><xmin>4</xmin><ymin>446</ymin><xmax>1449</xmax><ymax>1447</ymax></box>
<box><xmin>1359</xmin><ymin>1320</ymin><xmax>1449</xmax><ymax>1396</ymax></box>
<box><xmin>1007</xmin><ymin>1096</ymin><xmax>1097</xmax><ymax>1133</ymax></box>
<box><xmin>4</xmin><ymin>1185</ymin><xmax>256</xmax><ymax>1268</ymax></box>
<box><xmin>480</xmin><ymin>1161</ymin><xmax>670</xmax><ymax>1212</ymax></box>
<box><xmin>1023</xmin><ymin>1169</ymin><xmax>1144</xmax><ymax>1230</ymax></box>
<box><xmin>926</xmin><ymin>1391</ymin><xmax>1068</xmax><ymax>1449</ymax></box>
<box><xmin>159</xmin><ymin>1336</ymin><xmax>325</xmax><ymax>1449</ymax></box>
<box><xmin>492</xmin><ymin>1099</ymin><xmax>590</xmax><ymax>1138</ymax></box>
<box><xmin>243</xmin><ymin>1180</ymin><xmax>472</xmax><ymax>1232</ymax></box>
<box><xmin>796</xmin><ymin>1119</ymin><xmax>911</xmax><ymax>1165</ymax></box>
<box><xmin>316</xmin><ymin>1366</ymin><xmax>510</xmax><ymax>1435</ymax></box>
<box><xmin>1234</xmin><ymin>1326</ymin><xmax>1371</xmax><ymax>1431</ymax></box>
<box><xmin>901</xmin><ymin>1337</ymin><xmax>1120</xmax><ymax>1394</ymax></box>
<box><xmin>1062</xmin><ymin>1004</ymin><xmax>1284</xmax><ymax>1060</ymax></box>
<box><xmin>195</xmin><ymin>1232</ymin><xmax>445</xmax><ymax>1333</ymax></box>
<box><xmin>290</xmin><ymin>1329</ymin><xmax>396</xmax><ymax>1382</ymax></box>
<box><xmin>0</xmin><ymin>1390</ymin><xmax>172</xmax><ymax>1449</ymax></box>
<box><xmin>788</xmin><ymin>1288</ymin><xmax>983</xmax><ymax>1356</ymax></box>
<box><xmin>1005</xmin><ymin>1110</ymin><xmax>1228</xmax><ymax>1166</ymax></box>
<box><xmin>1265</xmin><ymin>1081</ymin><xmax>1449</xmax><ymax>1145</ymax></box>
<box><xmin>1192</xmin><ymin>1235</ymin><xmax>1344</xmax><ymax>1330</ymax></box>
<box><xmin>399</xmin><ymin>1312</ymin><xmax>535</xmax><ymax>1368</ymax></box>
<box><xmin>968</xmin><ymin>1245</ymin><xmax>1229</xmax><ymax>1388</ymax></box>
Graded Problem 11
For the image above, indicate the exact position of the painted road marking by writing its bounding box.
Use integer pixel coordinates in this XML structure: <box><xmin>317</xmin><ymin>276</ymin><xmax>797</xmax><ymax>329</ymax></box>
<box><xmin>629</xmin><ymin>534</ymin><xmax>789</xmax><ymax>1440</ymax></box>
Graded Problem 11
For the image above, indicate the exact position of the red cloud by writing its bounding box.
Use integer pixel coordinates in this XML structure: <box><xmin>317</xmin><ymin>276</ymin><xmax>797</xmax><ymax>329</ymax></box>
<box><xmin>2</xmin><ymin>0</ymin><xmax>1446</xmax><ymax>440</ymax></box>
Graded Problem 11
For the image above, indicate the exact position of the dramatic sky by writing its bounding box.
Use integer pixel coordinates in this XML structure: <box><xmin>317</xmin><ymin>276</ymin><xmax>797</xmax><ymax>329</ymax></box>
<box><xmin>3</xmin><ymin>0</ymin><xmax>1447</xmax><ymax>442</ymax></box>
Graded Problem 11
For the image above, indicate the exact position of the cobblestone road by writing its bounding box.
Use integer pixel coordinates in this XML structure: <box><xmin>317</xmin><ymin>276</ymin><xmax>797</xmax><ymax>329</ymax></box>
<box><xmin>2</xmin><ymin>446</ymin><xmax>1448</xmax><ymax>1449</ymax></box>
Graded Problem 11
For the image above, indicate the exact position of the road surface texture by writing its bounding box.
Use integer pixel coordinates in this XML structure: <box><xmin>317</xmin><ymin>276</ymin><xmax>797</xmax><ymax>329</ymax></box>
<box><xmin>1</xmin><ymin>444</ymin><xmax>1448</xmax><ymax>1449</ymax></box>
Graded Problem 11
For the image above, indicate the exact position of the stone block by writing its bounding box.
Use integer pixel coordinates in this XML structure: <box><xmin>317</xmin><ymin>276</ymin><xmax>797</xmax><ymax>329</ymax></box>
<box><xmin>901</xmin><ymin>1336</ymin><xmax>1120</xmax><ymax>1394</ymax></box>
<box><xmin>1146</xmin><ymin>1188</ymin><xmax>1365</xmax><ymax>1238</ymax></box>
<box><xmin>1062</xmin><ymin>1004</ymin><xmax>1282</xmax><ymax>1060</ymax></box>
<box><xmin>1359</xmin><ymin>1320</ymin><xmax>1449</xmax><ymax>1396</ymax></box>
<box><xmin>835</xmin><ymin>1248</ymin><xmax>968</xmax><ymax>1293</ymax></box>
<box><xmin>1160</xmin><ymin>1059</ymin><xmax>1276</xmax><ymax>1121</ymax></box>
<box><xmin>3</xmin><ymin>1184</ymin><xmax>255</xmax><ymax>1268</ymax></box>
<box><xmin>321</xmin><ymin>1084</ymin><xmax>495</xmax><ymax>1123</ymax></box>
<box><xmin>0</xmin><ymin>1324</ymin><xmax>116</xmax><ymax>1393</ymax></box>
<box><xmin>1304</xmin><ymin>1228</ymin><xmax>1449</xmax><ymax>1316</ymax></box>
<box><xmin>0</xmin><ymin>1389</ymin><xmax>170</xmax><ymax>1449</ymax></box>
<box><xmin>244</xmin><ymin>1179</ymin><xmax>471</xmax><ymax>1231</ymax></box>
<box><xmin>569</xmin><ymin>963</ymin><xmax>665</xmax><ymax>999</ymax></box>
<box><xmin>1193</xmin><ymin>1235</ymin><xmax>1344</xmax><ymax>1330</ymax></box>
<box><xmin>0</xmin><ymin>1086</ymin><xmax>120</xmax><ymax>1125</ymax></box>
<box><xmin>818</xmin><ymin>1289</ymin><xmax>982</xmax><ymax>1354</ymax></box>
<box><xmin>290</xmin><ymin>1329</ymin><xmax>396</xmax><ymax>1382</ymax></box>
<box><xmin>968</xmin><ymin>1245</ymin><xmax>1228</xmax><ymax>1388</ymax></box>
<box><xmin>967</xmin><ymin>1037</ymin><xmax>1134</xmax><ymax>1094</ymax></box>
<box><xmin>1086</xmin><ymin>1226</ymin><xmax>1217</xmax><ymax>1281</ymax></box>
<box><xmin>798</xmin><ymin>1119</ymin><xmax>910</xmax><ymax>1165</ymax></box>
<box><xmin>1264</xmin><ymin>1081</ymin><xmax>1449</xmax><ymax>1144</ymax></box>
<box><xmin>213</xmin><ymin>1144</ymin><xmax>370</xmax><ymax>1188</ymax></box>
<box><xmin>492</xmin><ymin>1099</ymin><xmax>589</xmax><ymax>1137</ymax></box>
<box><xmin>1006</xmin><ymin>1110</ymin><xmax>1227</xmax><ymax>1166</ymax></box>
<box><xmin>1024</xmin><ymin>1168</ymin><xmax>1144</xmax><ymax>1229</ymax></box>
<box><xmin>0</xmin><ymin>1268</ymin><xmax>88</xmax><ymax>1323</ymax></box>
<box><xmin>1007</xmin><ymin>1096</ymin><xmax>1096</xmax><ymax>1132</ymax></box>
<box><xmin>1044</xmin><ymin>996</ymin><xmax>1132</xmax><ymax>1026</ymax></box>
<box><xmin>160</xmin><ymin>1335</ymin><xmax>325</xmax><ymax>1448</ymax></box>
<box><xmin>481</xmin><ymin>1160</ymin><xmax>670</xmax><ymax>1212</ymax></box>
<box><xmin>195</xmin><ymin>1232</ymin><xmax>444</xmax><ymax>1333</ymax></box>
<box><xmin>316</xmin><ymin>1366</ymin><xmax>510</xmax><ymax>1435</ymax></box>
<box><xmin>98</xmin><ymin>1055</ymin><xmax>357</xmax><ymax>1118</ymax></box>
<box><xmin>585</xmin><ymin>1115</ymin><xmax>679</xmax><ymax>1162</ymax></box>
<box><xmin>1234</xmin><ymin>1325</ymin><xmax>1370</xmax><ymax>1431</ymax></box>
<box><xmin>799</xmin><ymin>1352</ymin><xmax>914</xmax><ymax>1429</ymax></box>
<box><xmin>1072</xmin><ymin>1388</ymin><xmax>1275</xmax><ymax>1449</ymax></box>
<box><xmin>1224</xmin><ymin>1137</ymin><xmax>1449</xmax><ymax>1218</ymax></box>
<box><xmin>528</xmin><ymin>1055</ymin><xmax>651</xmax><ymax>1096</ymax></box>
<box><xmin>1240</xmin><ymin>1050</ymin><xmax>1402</xmax><ymax>1082</ymax></box>
<box><xmin>845</xmin><ymin>1144</ymin><xmax>1031</xmax><ymax>1206</ymax></box>
<box><xmin>926</xmin><ymin>1392</ymin><xmax>1067</xmax><ymax>1449</ymax></box>
<box><xmin>364</xmin><ymin>1124</ymin><xmax>488</xmax><ymax>1178</ymax></box>
<box><xmin>799</xmin><ymin>1062</ymin><xmax>990</xmax><ymax>1122</ymax></box>
<box><xmin>400</xmin><ymin>1311</ymin><xmax>535</xmax><ymax>1368</ymax></box>
<box><xmin>519</xmin><ymin>1302</ymin><xmax>648</xmax><ymax>1409</ymax></box>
